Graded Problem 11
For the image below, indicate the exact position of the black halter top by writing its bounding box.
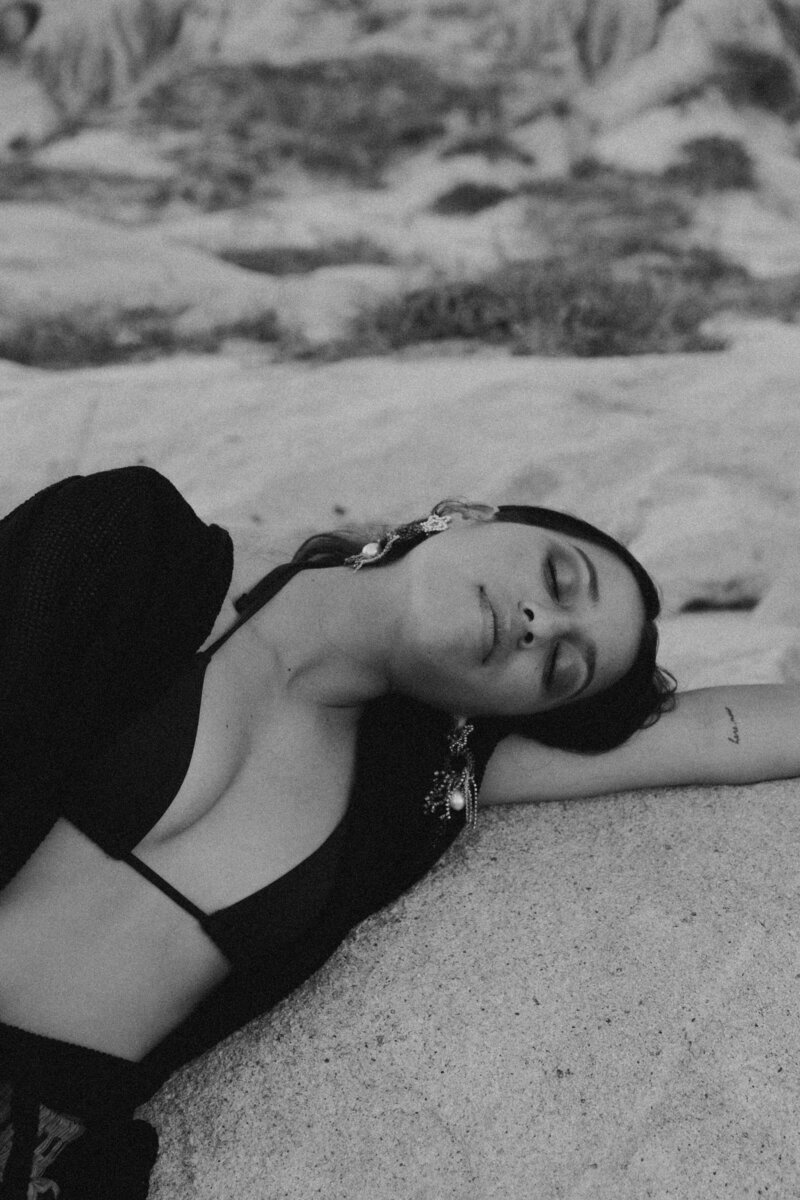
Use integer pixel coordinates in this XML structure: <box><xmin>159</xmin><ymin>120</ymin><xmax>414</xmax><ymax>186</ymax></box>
<box><xmin>59</xmin><ymin>559</ymin><xmax>346</xmax><ymax>968</ymax></box>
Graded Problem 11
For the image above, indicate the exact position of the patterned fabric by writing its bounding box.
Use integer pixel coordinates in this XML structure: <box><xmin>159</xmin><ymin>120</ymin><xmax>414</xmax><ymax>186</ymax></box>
<box><xmin>0</xmin><ymin>1101</ymin><xmax>158</xmax><ymax>1200</ymax></box>
<box><xmin>0</xmin><ymin>1093</ymin><xmax>85</xmax><ymax>1199</ymax></box>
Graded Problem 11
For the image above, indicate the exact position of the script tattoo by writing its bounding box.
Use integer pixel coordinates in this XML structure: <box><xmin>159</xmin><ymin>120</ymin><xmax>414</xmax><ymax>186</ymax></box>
<box><xmin>725</xmin><ymin>706</ymin><xmax>740</xmax><ymax>745</ymax></box>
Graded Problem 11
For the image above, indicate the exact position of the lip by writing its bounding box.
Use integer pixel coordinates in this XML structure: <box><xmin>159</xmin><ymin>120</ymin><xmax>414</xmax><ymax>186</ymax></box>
<box><xmin>478</xmin><ymin>587</ymin><xmax>497</xmax><ymax>663</ymax></box>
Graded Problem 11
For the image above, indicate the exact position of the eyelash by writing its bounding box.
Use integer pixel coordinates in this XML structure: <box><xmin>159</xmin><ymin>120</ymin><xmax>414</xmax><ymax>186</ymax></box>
<box><xmin>545</xmin><ymin>643</ymin><xmax>560</xmax><ymax>689</ymax></box>
<box><xmin>547</xmin><ymin>556</ymin><xmax>560</xmax><ymax>601</ymax></box>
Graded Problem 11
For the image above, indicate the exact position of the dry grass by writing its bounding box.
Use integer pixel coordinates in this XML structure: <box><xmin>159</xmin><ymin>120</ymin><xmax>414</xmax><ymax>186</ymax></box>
<box><xmin>0</xmin><ymin>306</ymin><xmax>280</xmax><ymax>369</ymax></box>
<box><xmin>317</xmin><ymin>255</ymin><xmax>726</xmax><ymax>359</ymax></box>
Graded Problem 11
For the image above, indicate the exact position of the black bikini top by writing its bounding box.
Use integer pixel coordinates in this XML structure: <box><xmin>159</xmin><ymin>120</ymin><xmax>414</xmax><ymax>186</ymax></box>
<box><xmin>61</xmin><ymin>558</ymin><xmax>346</xmax><ymax>969</ymax></box>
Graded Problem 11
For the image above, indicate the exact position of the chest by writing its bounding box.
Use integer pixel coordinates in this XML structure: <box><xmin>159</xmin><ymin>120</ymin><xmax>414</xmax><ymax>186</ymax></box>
<box><xmin>0</xmin><ymin>623</ymin><xmax>359</xmax><ymax>1056</ymax></box>
<box><xmin>131</xmin><ymin>624</ymin><xmax>359</xmax><ymax>912</ymax></box>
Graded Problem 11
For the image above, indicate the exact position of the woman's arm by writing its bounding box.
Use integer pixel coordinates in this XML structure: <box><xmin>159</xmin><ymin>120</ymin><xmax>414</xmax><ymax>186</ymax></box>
<box><xmin>479</xmin><ymin>685</ymin><xmax>800</xmax><ymax>805</ymax></box>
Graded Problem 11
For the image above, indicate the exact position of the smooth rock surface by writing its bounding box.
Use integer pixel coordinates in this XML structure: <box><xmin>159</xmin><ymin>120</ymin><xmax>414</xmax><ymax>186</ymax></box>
<box><xmin>32</xmin><ymin>128</ymin><xmax>175</xmax><ymax>179</ymax></box>
<box><xmin>143</xmin><ymin>778</ymin><xmax>800</xmax><ymax>1200</ymax></box>
<box><xmin>3</xmin><ymin>329</ymin><xmax>800</xmax><ymax>1198</ymax></box>
<box><xmin>0</xmin><ymin>203</ymin><xmax>283</xmax><ymax>331</ymax></box>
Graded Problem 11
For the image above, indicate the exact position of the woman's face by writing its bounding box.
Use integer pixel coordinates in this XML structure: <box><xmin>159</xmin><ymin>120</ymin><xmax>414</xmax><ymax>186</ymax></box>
<box><xmin>385</xmin><ymin>516</ymin><xmax>646</xmax><ymax>717</ymax></box>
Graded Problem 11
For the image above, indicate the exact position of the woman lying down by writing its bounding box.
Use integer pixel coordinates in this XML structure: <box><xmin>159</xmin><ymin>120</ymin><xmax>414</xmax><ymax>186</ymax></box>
<box><xmin>0</xmin><ymin>465</ymin><xmax>796</xmax><ymax>1198</ymax></box>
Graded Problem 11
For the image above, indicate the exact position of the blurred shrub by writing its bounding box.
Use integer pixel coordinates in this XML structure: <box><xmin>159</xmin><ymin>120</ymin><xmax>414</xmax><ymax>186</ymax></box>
<box><xmin>430</xmin><ymin>181</ymin><xmax>514</xmax><ymax>214</ymax></box>
<box><xmin>713</xmin><ymin>45</ymin><xmax>800</xmax><ymax>115</ymax></box>
<box><xmin>335</xmin><ymin>258</ymin><xmax>724</xmax><ymax>357</ymax></box>
<box><xmin>0</xmin><ymin>305</ymin><xmax>279</xmax><ymax>368</ymax></box>
<box><xmin>662</xmin><ymin>137</ymin><xmax>756</xmax><ymax>192</ymax></box>
<box><xmin>142</xmin><ymin>53</ymin><xmax>496</xmax><ymax>195</ymax></box>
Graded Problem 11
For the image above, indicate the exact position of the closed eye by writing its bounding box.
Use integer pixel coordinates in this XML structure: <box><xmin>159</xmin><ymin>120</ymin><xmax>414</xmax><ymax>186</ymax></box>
<box><xmin>544</xmin><ymin>641</ymin><xmax>560</xmax><ymax>689</ymax></box>
<box><xmin>546</xmin><ymin>556</ymin><xmax>560</xmax><ymax>602</ymax></box>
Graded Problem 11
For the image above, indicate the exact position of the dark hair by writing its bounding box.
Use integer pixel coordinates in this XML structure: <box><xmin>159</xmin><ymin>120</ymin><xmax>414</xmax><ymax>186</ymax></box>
<box><xmin>490</xmin><ymin>505</ymin><xmax>675</xmax><ymax>753</ymax></box>
<box><xmin>293</xmin><ymin>503</ymin><xmax>676</xmax><ymax>754</ymax></box>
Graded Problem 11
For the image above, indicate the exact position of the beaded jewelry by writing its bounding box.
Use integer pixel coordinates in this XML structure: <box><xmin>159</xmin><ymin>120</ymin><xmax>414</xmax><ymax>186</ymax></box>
<box><xmin>345</xmin><ymin>512</ymin><xmax>452</xmax><ymax>569</ymax></box>
<box><xmin>422</xmin><ymin>716</ymin><xmax>478</xmax><ymax>831</ymax></box>
<box><xmin>346</xmin><ymin>504</ymin><xmax>479</xmax><ymax>832</ymax></box>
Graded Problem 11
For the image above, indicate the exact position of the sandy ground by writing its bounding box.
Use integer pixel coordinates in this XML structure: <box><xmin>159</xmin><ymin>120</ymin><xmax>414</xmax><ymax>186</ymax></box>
<box><xmin>3</xmin><ymin>326</ymin><xmax>800</xmax><ymax>1197</ymax></box>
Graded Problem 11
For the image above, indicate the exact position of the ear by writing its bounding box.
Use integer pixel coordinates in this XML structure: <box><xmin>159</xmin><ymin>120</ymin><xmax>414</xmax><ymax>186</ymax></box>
<box><xmin>0</xmin><ymin>1</ymin><xmax>40</xmax><ymax>51</ymax></box>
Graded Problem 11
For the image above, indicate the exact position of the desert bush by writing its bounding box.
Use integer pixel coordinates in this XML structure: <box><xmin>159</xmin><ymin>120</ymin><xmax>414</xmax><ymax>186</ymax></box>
<box><xmin>521</xmin><ymin>166</ymin><xmax>692</xmax><ymax>262</ymax></box>
<box><xmin>713</xmin><ymin>45</ymin><xmax>800</xmax><ymax>115</ymax></box>
<box><xmin>430</xmin><ymin>181</ymin><xmax>514</xmax><ymax>214</ymax></box>
<box><xmin>0</xmin><ymin>305</ymin><xmax>279</xmax><ymax>369</ymax></box>
<box><xmin>662</xmin><ymin>137</ymin><xmax>756</xmax><ymax>192</ymax></box>
<box><xmin>665</xmin><ymin>245</ymin><xmax>751</xmax><ymax>288</ymax></box>
<box><xmin>0</xmin><ymin>308</ymin><xmax>179</xmax><ymax>367</ymax></box>
<box><xmin>141</xmin><ymin>53</ymin><xmax>494</xmax><ymax>193</ymax></box>
<box><xmin>335</xmin><ymin>258</ymin><xmax>724</xmax><ymax>358</ymax></box>
<box><xmin>552</xmin><ymin>273</ymin><xmax>712</xmax><ymax>356</ymax></box>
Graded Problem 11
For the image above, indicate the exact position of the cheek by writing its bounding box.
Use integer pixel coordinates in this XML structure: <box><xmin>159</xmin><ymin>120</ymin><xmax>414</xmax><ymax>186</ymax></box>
<box><xmin>405</xmin><ymin>567</ymin><xmax>478</xmax><ymax>661</ymax></box>
<box><xmin>599</xmin><ymin>622</ymin><xmax>642</xmax><ymax>693</ymax></box>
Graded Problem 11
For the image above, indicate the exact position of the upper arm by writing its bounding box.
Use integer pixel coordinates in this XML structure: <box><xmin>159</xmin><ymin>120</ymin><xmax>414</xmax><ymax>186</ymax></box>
<box><xmin>479</xmin><ymin>685</ymin><xmax>800</xmax><ymax>805</ymax></box>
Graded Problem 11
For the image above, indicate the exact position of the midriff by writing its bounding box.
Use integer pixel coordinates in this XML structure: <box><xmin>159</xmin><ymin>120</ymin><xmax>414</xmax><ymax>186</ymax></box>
<box><xmin>0</xmin><ymin>618</ymin><xmax>357</xmax><ymax>1061</ymax></box>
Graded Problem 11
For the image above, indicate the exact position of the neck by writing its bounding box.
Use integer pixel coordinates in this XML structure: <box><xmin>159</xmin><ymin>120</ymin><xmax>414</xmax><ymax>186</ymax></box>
<box><xmin>255</xmin><ymin>563</ymin><xmax>399</xmax><ymax>709</ymax></box>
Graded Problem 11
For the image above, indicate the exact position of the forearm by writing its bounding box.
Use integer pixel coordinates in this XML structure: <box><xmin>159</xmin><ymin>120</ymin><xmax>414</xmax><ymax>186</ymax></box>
<box><xmin>636</xmin><ymin>685</ymin><xmax>800</xmax><ymax>788</ymax></box>
<box><xmin>480</xmin><ymin>685</ymin><xmax>800</xmax><ymax>805</ymax></box>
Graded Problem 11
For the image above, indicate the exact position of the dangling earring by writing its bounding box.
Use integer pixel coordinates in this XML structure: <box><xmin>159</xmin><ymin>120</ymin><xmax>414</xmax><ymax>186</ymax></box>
<box><xmin>423</xmin><ymin>715</ymin><xmax>478</xmax><ymax>831</ymax></box>
<box><xmin>346</xmin><ymin>511</ymin><xmax>452</xmax><ymax>570</ymax></box>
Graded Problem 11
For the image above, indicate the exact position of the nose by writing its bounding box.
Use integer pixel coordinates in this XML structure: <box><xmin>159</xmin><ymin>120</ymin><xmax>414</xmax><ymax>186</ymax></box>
<box><xmin>518</xmin><ymin>603</ymin><xmax>572</xmax><ymax>649</ymax></box>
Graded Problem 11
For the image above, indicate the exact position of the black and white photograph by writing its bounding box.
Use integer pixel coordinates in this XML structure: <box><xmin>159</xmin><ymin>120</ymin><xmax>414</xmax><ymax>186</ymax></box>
<box><xmin>2</xmin><ymin>2</ymin><xmax>800</xmax><ymax>1197</ymax></box>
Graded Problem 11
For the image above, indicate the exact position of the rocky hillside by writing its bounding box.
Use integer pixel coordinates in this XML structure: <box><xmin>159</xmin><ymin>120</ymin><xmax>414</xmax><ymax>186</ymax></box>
<box><xmin>4</xmin><ymin>0</ymin><xmax>800</xmax><ymax>360</ymax></box>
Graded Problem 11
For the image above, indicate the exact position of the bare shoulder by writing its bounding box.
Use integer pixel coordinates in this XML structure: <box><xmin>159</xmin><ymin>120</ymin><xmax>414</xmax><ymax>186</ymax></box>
<box><xmin>196</xmin><ymin>523</ymin><xmax>301</xmax><ymax>651</ymax></box>
<box><xmin>225</xmin><ymin>523</ymin><xmax>300</xmax><ymax>591</ymax></box>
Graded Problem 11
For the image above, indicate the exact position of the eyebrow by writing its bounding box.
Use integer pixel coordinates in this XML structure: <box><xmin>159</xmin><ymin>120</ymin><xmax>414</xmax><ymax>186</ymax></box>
<box><xmin>573</xmin><ymin>545</ymin><xmax>599</xmax><ymax>604</ymax></box>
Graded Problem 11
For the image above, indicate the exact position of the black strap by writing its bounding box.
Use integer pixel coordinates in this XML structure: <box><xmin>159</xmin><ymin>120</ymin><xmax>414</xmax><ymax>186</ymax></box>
<box><xmin>201</xmin><ymin>559</ymin><xmax>316</xmax><ymax>662</ymax></box>
<box><xmin>120</xmin><ymin>853</ymin><xmax>209</xmax><ymax>925</ymax></box>
<box><xmin>108</xmin><ymin>561</ymin><xmax>329</xmax><ymax>927</ymax></box>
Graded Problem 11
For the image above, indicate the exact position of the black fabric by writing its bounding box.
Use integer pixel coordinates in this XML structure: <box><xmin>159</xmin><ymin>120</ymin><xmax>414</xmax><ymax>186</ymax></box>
<box><xmin>141</xmin><ymin>694</ymin><xmax>487</xmax><ymax>1090</ymax></box>
<box><xmin>0</xmin><ymin>467</ymin><xmax>502</xmax><ymax>1132</ymax></box>
<box><xmin>54</xmin><ymin>554</ymin><xmax>347</xmax><ymax>967</ymax></box>
<box><xmin>1</xmin><ymin>1090</ymin><xmax>39</xmax><ymax>1200</ymax></box>
<box><xmin>0</xmin><ymin>466</ymin><xmax>233</xmax><ymax>887</ymax></box>
<box><xmin>0</xmin><ymin>1022</ymin><xmax>158</xmax><ymax>1200</ymax></box>
<box><xmin>49</xmin><ymin>1118</ymin><xmax>159</xmax><ymax>1200</ymax></box>
<box><xmin>0</xmin><ymin>1023</ymin><xmax>150</xmax><ymax>1120</ymax></box>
